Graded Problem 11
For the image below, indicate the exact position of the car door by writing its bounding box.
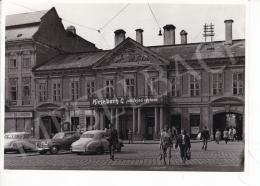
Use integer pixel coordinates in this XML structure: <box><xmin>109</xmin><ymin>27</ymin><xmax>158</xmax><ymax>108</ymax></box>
<box><xmin>100</xmin><ymin>133</ymin><xmax>109</xmax><ymax>151</ymax></box>
<box><xmin>63</xmin><ymin>133</ymin><xmax>77</xmax><ymax>150</ymax></box>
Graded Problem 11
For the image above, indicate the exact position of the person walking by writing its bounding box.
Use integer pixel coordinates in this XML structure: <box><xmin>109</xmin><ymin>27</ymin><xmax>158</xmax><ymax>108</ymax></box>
<box><xmin>215</xmin><ymin>129</ymin><xmax>221</xmax><ymax>144</ymax></box>
<box><xmin>175</xmin><ymin>129</ymin><xmax>191</xmax><ymax>164</ymax></box>
<box><xmin>232</xmin><ymin>127</ymin><xmax>237</xmax><ymax>141</ymax></box>
<box><xmin>159</xmin><ymin>128</ymin><xmax>173</xmax><ymax>165</ymax></box>
<box><xmin>223</xmin><ymin>128</ymin><xmax>229</xmax><ymax>144</ymax></box>
<box><xmin>229</xmin><ymin>127</ymin><xmax>234</xmax><ymax>142</ymax></box>
<box><xmin>128</xmin><ymin>128</ymin><xmax>133</xmax><ymax>144</ymax></box>
<box><xmin>201</xmin><ymin>126</ymin><xmax>210</xmax><ymax>150</ymax></box>
<box><xmin>107</xmin><ymin>123</ymin><xmax>118</xmax><ymax>161</ymax></box>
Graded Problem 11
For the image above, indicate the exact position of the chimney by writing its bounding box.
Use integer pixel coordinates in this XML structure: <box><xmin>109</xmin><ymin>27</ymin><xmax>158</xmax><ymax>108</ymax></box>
<box><xmin>224</xmin><ymin>19</ymin><xmax>234</xmax><ymax>45</ymax></box>
<box><xmin>163</xmin><ymin>24</ymin><xmax>176</xmax><ymax>45</ymax></box>
<box><xmin>66</xmin><ymin>26</ymin><xmax>76</xmax><ymax>35</ymax></box>
<box><xmin>114</xmin><ymin>29</ymin><xmax>126</xmax><ymax>47</ymax></box>
<box><xmin>180</xmin><ymin>30</ymin><xmax>188</xmax><ymax>44</ymax></box>
<box><xmin>135</xmin><ymin>29</ymin><xmax>143</xmax><ymax>45</ymax></box>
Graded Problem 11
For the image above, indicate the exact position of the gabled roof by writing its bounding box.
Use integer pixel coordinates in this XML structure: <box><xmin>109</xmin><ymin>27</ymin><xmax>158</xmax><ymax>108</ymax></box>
<box><xmin>35</xmin><ymin>51</ymin><xmax>108</xmax><ymax>71</ymax></box>
<box><xmin>93</xmin><ymin>37</ymin><xmax>170</xmax><ymax>69</ymax></box>
<box><xmin>6</xmin><ymin>10</ymin><xmax>47</xmax><ymax>28</ymax></box>
<box><xmin>149</xmin><ymin>39</ymin><xmax>245</xmax><ymax>61</ymax></box>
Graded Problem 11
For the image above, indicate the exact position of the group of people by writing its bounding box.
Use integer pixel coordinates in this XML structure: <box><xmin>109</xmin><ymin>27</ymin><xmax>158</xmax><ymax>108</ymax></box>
<box><xmin>217</xmin><ymin>127</ymin><xmax>237</xmax><ymax>144</ymax></box>
<box><xmin>160</xmin><ymin>128</ymin><xmax>191</xmax><ymax>165</ymax></box>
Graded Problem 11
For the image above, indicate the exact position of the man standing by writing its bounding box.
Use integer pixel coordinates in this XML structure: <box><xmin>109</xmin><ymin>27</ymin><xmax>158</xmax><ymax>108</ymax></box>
<box><xmin>201</xmin><ymin>126</ymin><xmax>210</xmax><ymax>150</ymax></box>
<box><xmin>175</xmin><ymin>129</ymin><xmax>191</xmax><ymax>164</ymax></box>
<box><xmin>128</xmin><ymin>128</ymin><xmax>133</xmax><ymax>144</ymax></box>
<box><xmin>107</xmin><ymin>123</ymin><xmax>118</xmax><ymax>161</ymax></box>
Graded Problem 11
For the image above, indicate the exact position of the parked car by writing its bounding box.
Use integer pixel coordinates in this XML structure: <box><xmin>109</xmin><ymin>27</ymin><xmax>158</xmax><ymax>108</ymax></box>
<box><xmin>71</xmin><ymin>130</ymin><xmax>124</xmax><ymax>155</ymax></box>
<box><xmin>36</xmin><ymin>131</ymin><xmax>80</xmax><ymax>154</ymax></box>
<box><xmin>4</xmin><ymin>132</ymin><xmax>38</xmax><ymax>153</ymax></box>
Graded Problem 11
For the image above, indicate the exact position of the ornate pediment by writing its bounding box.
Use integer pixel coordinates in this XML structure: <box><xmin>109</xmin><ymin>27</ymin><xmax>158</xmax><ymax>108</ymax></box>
<box><xmin>94</xmin><ymin>38</ymin><xmax>169</xmax><ymax>68</ymax></box>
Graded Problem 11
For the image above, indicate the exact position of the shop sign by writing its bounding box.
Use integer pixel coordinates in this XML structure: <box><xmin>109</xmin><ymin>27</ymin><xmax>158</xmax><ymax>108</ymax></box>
<box><xmin>191</xmin><ymin>126</ymin><xmax>200</xmax><ymax>134</ymax></box>
<box><xmin>91</xmin><ymin>97</ymin><xmax>160</xmax><ymax>106</ymax></box>
<box><xmin>5</xmin><ymin>112</ymin><xmax>33</xmax><ymax>118</ymax></box>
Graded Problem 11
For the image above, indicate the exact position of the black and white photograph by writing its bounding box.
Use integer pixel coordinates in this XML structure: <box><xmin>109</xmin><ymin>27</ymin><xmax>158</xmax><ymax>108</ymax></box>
<box><xmin>2</xmin><ymin>0</ymin><xmax>247</xmax><ymax>173</ymax></box>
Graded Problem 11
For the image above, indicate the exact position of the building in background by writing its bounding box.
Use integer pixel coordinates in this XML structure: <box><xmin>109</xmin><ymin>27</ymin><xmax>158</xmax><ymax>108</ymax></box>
<box><xmin>33</xmin><ymin>20</ymin><xmax>245</xmax><ymax>140</ymax></box>
<box><xmin>5</xmin><ymin>7</ymin><xmax>98</xmax><ymax>136</ymax></box>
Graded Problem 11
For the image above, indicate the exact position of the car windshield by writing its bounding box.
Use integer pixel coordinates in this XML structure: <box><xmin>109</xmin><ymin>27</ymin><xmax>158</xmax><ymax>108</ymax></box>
<box><xmin>5</xmin><ymin>134</ymin><xmax>25</xmax><ymax>139</ymax></box>
<box><xmin>52</xmin><ymin>133</ymin><xmax>65</xmax><ymax>139</ymax></box>
<box><xmin>81</xmin><ymin>133</ymin><xmax>94</xmax><ymax>138</ymax></box>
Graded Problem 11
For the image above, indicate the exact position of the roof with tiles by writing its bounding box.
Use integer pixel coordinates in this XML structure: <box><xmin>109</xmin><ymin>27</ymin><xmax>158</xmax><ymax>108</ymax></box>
<box><xmin>6</xmin><ymin>10</ymin><xmax>47</xmax><ymax>28</ymax></box>
<box><xmin>149</xmin><ymin>39</ymin><xmax>245</xmax><ymax>61</ymax></box>
<box><xmin>35</xmin><ymin>51</ymin><xmax>109</xmax><ymax>71</ymax></box>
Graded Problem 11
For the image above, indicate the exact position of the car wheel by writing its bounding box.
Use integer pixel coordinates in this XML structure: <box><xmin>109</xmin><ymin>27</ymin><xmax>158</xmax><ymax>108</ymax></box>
<box><xmin>96</xmin><ymin>146</ymin><xmax>104</xmax><ymax>155</ymax></box>
<box><xmin>39</xmin><ymin>150</ymin><xmax>47</xmax><ymax>155</ymax></box>
<box><xmin>50</xmin><ymin>146</ymin><xmax>59</xmax><ymax>154</ymax></box>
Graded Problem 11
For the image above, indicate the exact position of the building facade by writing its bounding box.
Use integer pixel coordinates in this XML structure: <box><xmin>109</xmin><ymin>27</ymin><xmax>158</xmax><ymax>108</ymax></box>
<box><xmin>5</xmin><ymin>8</ymin><xmax>98</xmax><ymax>136</ymax></box>
<box><xmin>32</xmin><ymin>19</ymin><xmax>245</xmax><ymax>140</ymax></box>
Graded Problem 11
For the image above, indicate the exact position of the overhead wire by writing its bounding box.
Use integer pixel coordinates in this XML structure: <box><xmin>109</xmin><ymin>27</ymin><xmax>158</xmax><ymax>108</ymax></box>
<box><xmin>147</xmin><ymin>3</ymin><xmax>162</xmax><ymax>34</ymax></box>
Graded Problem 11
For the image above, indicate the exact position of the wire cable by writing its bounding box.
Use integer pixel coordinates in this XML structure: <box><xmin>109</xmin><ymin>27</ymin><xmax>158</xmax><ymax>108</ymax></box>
<box><xmin>147</xmin><ymin>3</ymin><xmax>161</xmax><ymax>30</ymax></box>
<box><xmin>98</xmin><ymin>4</ymin><xmax>130</xmax><ymax>31</ymax></box>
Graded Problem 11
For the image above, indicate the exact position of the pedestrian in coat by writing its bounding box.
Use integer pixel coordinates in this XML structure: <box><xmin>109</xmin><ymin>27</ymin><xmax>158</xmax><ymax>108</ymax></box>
<box><xmin>215</xmin><ymin>129</ymin><xmax>221</xmax><ymax>144</ymax></box>
<box><xmin>201</xmin><ymin>126</ymin><xmax>210</xmax><ymax>150</ymax></box>
<box><xmin>223</xmin><ymin>128</ymin><xmax>229</xmax><ymax>144</ymax></box>
<box><xmin>175</xmin><ymin>129</ymin><xmax>191</xmax><ymax>164</ymax></box>
<box><xmin>106</xmin><ymin>123</ymin><xmax>118</xmax><ymax>161</ymax></box>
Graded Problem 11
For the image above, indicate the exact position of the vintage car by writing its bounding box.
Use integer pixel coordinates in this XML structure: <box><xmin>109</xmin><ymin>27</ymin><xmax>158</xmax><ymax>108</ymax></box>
<box><xmin>36</xmin><ymin>131</ymin><xmax>80</xmax><ymax>154</ymax></box>
<box><xmin>4</xmin><ymin>132</ymin><xmax>38</xmax><ymax>153</ymax></box>
<box><xmin>71</xmin><ymin>130</ymin><xmax>124</xmax><ymax>155</ymax></box>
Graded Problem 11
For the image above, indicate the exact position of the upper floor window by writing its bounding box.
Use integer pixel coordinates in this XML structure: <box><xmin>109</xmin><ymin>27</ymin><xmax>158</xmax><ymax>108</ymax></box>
<box><xmin>171</xmin><ymin>76</ymin><xmax>181</xmax><ymax>97</ymax></box>
<box><xmin>233</xmin><ymin>72</ymin><xmax>244</xmax><ymax>95</ymax></box>
<box><xmin>71</xmin><ymin>80</ymin><xmax>79</xmax><ymax>101</ymax></box>
<box><xmin>125</xmin><ymin>78</ymin><xmax>135</xmax><ymax>97</ymax></box>
<box><xmin>22</xmin><ymin>77</ymin><xmax>31</xmax><ymax>105</ymax></box>
<box><xmin>53</xmin><ymin>82</ymin><xmax>61</xmax><ymax>102</ymax></box>
<box><xmin>9</xmin><ymin>78</ymin><xmax>18</xmax><ymax>103</ymax></box>
<box><xmin>86</xmin><ymin>81</ymin><xmax>95</xmax><ymax>99</ymax></box>
<box><xmin>105</xmin><ymin>79</ymin><xmax>114</xmax><ymax>98</ymax></box>
<box><xmin>9</xmin><ymin>58</ymin><xmax>17</xmax><ymax>70</ymax></box>
<box><xmin>212</xmin><ymin>73</ymin><xmax>223</xmax><ymax>95</ymax></box>
<box><xmin>39</xmin><ymin>83</ymin><xmax>47</xmax><ymax>102</ymax></box>
<box><xmin>190</xmin><ymin>74</ymin><xmax>200</xmax><ymax>96</ymax></box>
<box><xmin>22</xmin><ymin>55</ymin><xmax>31</xmax><ymax>69</ymax></box>
<box><xmin>147</xmin><ymin>77</ymin><xmax>157</xmax><ymax>96</ymax></box>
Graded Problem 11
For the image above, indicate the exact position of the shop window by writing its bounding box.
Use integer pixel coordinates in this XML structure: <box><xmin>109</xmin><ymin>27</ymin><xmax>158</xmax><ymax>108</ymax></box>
<box><xmin>86</xmin><ymin>81</ymin><xmax>95</xmax><ymax>99</ymax></box>
<box><xmin>71</xmin><ymin>80</ymin><xmax>79</xmax><ymax>101</ymax></box>
<box><xmin>212</xmin><ymin>73</ymin><xmax>223</xmax><ymax>95</ymax></box>
<box><xmin>233</xmin><ymin>72</ymin><xmax>244</xmax><ymax>95</ymax></box>
<box><xmin>86</xmin><ymin>116</ymin><xmax>95</xmax><ymax>130</ymax></box>
<box><xmin>105</xmin><ymin>79</ymin><xmax>114</xmax><ymax>98</ymax></box>
<box><xmin>125</xmin><ymin>78</ymin><xmax>135</xmax><ymax>97</ymax></box>
<box><xmin>190</xmin><ymin>114</ymin><xmax>200</xmax><ymax>139</ymax></box>
<box><xmin>171</xmin><ymin>76</ymin><xmax>181</xmax><ymax>97</ymax></box>
<box><xmin>71</xmin><ymin>117</ymin><xmax>79</xmax><ymax>131</ymax></box>
<box><xmin>190</xmin><ymin>74</ymin><xmax>200</xmax><ymax>96</ymax></box>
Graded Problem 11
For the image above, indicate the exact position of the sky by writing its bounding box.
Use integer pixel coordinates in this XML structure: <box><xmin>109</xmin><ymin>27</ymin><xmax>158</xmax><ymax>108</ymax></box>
<box><xmin>4</xmin><ymin>1</ymin><xmax>245</xmax><ymax>50</ymax></box>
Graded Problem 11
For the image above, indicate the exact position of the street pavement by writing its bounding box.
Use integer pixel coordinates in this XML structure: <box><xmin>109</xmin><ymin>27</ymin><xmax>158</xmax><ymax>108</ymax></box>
<box><xmin>4</xmin><ymin>141</ymin><xmax>244</xmax><ymax>171</ymax></box>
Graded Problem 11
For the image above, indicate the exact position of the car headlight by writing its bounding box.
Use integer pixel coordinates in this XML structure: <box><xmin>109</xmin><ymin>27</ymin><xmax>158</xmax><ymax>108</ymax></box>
<box><xmin>40</xmin><ymin>141</ymin><xmax>49</xmax><ymax>146</ymax></box>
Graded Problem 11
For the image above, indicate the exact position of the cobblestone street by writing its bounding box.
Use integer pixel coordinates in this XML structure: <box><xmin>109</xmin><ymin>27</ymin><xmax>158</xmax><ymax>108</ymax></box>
<box><xmin>4</xmin><ymin>141</ymin><xmax>244</xmax><ymax>171</ymax></box>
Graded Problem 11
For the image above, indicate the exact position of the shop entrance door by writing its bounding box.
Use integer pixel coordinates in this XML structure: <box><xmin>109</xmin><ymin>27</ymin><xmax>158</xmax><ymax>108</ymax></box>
<box><xmin>145</xmin><ymin>117</ymin><xmax>154</xmax><ymax>140</ymax></box>
<box><xmin>40</xmin><ymin>116</ymin><xmax>61</xmax><ymax>139</ymax></box>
